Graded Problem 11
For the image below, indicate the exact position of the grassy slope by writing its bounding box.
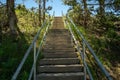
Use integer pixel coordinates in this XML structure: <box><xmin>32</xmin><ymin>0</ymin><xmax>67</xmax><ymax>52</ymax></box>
<box><xmin>0</xmin><ymin>9</ymin><xmax>39</xmax><ymax>80</ymax></box>
<box><xmin>79</xmin><ymin>26</ymin><xmax>120</xmax><ymax>79</ymax></box>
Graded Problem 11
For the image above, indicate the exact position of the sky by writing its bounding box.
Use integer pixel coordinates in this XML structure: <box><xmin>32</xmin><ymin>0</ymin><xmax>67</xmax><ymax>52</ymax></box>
<box><xmin>46</xmin><ymin>0</ymin><xmax>69</xmax><ymax>16</ymax></box>
<box><xmin>1</xmin><ymin>0</ymin><xmax>105</xmax><ymax>16</ymax></box>
<box><xmin>15</xmin><ymin>0</ymin><xmax>70</xmax><ymax>16</ymax></box>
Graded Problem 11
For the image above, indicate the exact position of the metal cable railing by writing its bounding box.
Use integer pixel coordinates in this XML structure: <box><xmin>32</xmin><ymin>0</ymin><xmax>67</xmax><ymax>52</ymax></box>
<box><xmin>65</xmin><ymin>21</ymin><xmax>93</xmax><ymax>80</ymax></box>
<box><xmin>66</xmin><ymin>15</ymin><xmax>113</xmax><ymax>80</ymax></box>
<box><xmin>11</xmin><ymin>19</ymin><xmax>52</xmax><ymax>80</ymax></box>
<box><xmin>28</xmin><ymin>22</ymin><xmax>51</xmax><ymax>80</ymax></box>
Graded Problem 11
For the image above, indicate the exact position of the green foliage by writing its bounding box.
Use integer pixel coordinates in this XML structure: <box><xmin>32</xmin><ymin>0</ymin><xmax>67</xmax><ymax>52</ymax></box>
<box><xmin>69</xmin><ymin>17</ymin><xmax>120</xmax><ymax>79</ymax></box>
<box><xmin>0</xmin><ymin>5</ymin><xmax>51</xmax><ymax>79</ymax></box>
<box><xmin>0</xmin><ymin>5</ymin><xmax>7</xmax><ymax>30</ymax></box>
<box><xmin>68</xmin><ymin>4</ymin><xmax>84</xmax><ymax>25</ymax></box>
<box><xmin>89</xmin><ymin>26</ymin><xmax>120</xmax><ymax>63</ymax></box>
<box><xmin>113</xmin><ymin>0</ymin><xmax>120</xmax><ymax>11</ymax></box>
<box><xmin>105</xmin><ymin>13</ymin><xmax>120</xmax><ymax>21</ymax></box>
<box><xmin>78</xmin><ymin>26</ymin><xmax>86</xmax><ymax>35</ymax></box>
<box><xmin>19</xmin><ymin>71</ymin><xmax>29</xmax><ymax>80</ymax></box>
<box><xmin>0</xmin><ymin>33</ymin><xmax>29</xmax><ymax>79</ymax></box>
<box><xmin>0</xmin><ymin>5</ymin><xmax>45</xmax><ymax>79</ymax></box>
<box><xmin>62</xmin><ymin>0</ymin><xmax>78</xmax><ymax>6</ymax></box>
<box><xmin>63</xmin><ymin>0</ymin><xmax>120</xmax><ymax>79</ymax></box>
<box><xmin>106</xmin><ymin>28</ymin><xmax>117</xmax><ymax>38</ymax></box>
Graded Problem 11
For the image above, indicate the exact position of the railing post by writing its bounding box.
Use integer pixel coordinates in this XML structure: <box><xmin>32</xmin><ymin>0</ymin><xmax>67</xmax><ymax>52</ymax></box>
<box><xmin>83</xmin><ymin>40</ymin><xmax>86</xmax><ymax>80</ymax></box>
<box><xmin>34</xmin><ymin>42</ymin><xmax>36</xmax><ymax>80</ymax></box>
<box><xmin>71</xmin><ymin>33</ymin><xmax>73</xmax><ymax>46</ymax></box>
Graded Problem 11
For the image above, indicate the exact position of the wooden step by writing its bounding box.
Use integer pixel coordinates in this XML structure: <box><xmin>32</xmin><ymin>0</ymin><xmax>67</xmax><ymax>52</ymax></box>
<box><xmin>43</xmin><ymin>48</ymin><xmax>75</xmax><ymax>51</ymax></box>
<box><xmin>36</xmin><ymin>72</ymin><xmax>84</xmax><ymax>80</ymax></box>
<box><xmin>43</xmin><ymin>45</ymin><xmax>73</xmax><ymax>49</ymax></box>
<box><xmin>42</xmin><ymin>48</ymin><xmax>75</xmax><ymax>52</ymax></box>
<box><xmin>36</xmin><ymin>17</ymin><xmax>85</xmax><ymax>80</ymax></box>
<box><xmin>47</xmin><ymin>34</ymin><xmax>70</xmax><ymax>36</ymax></box>
<box><xmin>45</xmin><ymin>38</ymin><xmax>72</xmax><ymax>41</ymax></box>
<box><xmin>42</xmin><ymin>51</ymin><xmax>77</xmax><ymax>54</ymax></box>
<box><xmin>48</xmin><ymin>32</ymin><xmax>69</xmax><ymax>35</ymax></box>
<box><xmin>39</xmin><ymin>58</ymin><xmax>80</xmax><ymax>65</ymax></box>
<box><xmin>45</xmin><ymin>39</ymin><xmax>72</xmax><ymax>42</ymax></box>
<box><xmin>42</xmin><ymin>52</ymin><xmax>77</xmax><ymax>58</ymax></box>
<box><xmin>45</xmin><ymin>41</ymin><xmax>72</xmax><ymax>45</ymax></box>
<box><xmin>44</xmin><ymin>43</ymin><xmax>73</xmax><ymax>47</ymax></box>
<box><xmin>43</xmin><ymin>44</ymin><xmax>73</xmax><ymax>48</ymax></box>
<box><xmin>47</xmin><ymin>32</ymin><xmax>70</xmax><ymax>35</ymax></box>
<box><xmin>47</xmin><ymin>33</ymin><xmax>70</xmax><ymax>36</ymax></box>
<box><xmin>37</xmin><ymin>64</ymin><xmax>83</xmax><ymax>73</ymax></box>
<box><xmin>48</xmin><ymin>29</ymin><xmax>69</xmax><ymax>33</ymax></box>
<box><xmin>46</xmin><ymin>36</ymin><xmax>71</xmax><ymax>39</ymax></box>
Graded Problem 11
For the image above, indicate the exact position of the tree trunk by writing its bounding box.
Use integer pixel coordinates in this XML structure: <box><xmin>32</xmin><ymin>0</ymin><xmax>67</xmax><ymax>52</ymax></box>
<box><xmin>7</xmin><ymin>0</ymin><xmax>18</xmax><ymax>40</ymax></box>
<box><xmin>83</xmin><ymin>0</ymin><xmax>88</xmax><ymax>28</ymax></box>
<box><xmin>43</xmin><ymin>0</ymin><xmax>46</xmax><ymax>22</ymax></box>
<box><xmin>98</xmin><ymin>0</ymin><xmax>105</xmax><ymax>17</ymax></box>
<box><xmin>0</xmin><ymin>23</ymin><xmax>2</xmax><ymax>44</ymax></box>
<box><xmin>39</xmin><ymin>0</ymin><xmax>41</xmax><ymax>26</ymax></box>
<box><xmin>98</xmin><ymin>0</ymin><xmax>105</xmax><ymax>24</ymax></box>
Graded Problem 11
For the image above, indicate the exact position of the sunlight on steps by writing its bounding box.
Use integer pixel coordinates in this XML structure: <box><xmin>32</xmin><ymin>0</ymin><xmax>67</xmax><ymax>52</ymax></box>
<box><xmin>36</xmin><ymin>17</ymin><xmax>84</xmax><ymax>80</ymax></box>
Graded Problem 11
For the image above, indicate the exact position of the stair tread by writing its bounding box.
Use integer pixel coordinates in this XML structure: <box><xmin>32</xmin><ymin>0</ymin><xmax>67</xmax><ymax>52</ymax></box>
<box><xmin>42</xmin><ymin>53</ymin><xmax>77</xmax><ymax>58</ymax></box>
<box><xmin>37</xmin><ymin>64</ymin><xmax>83</xmax><ymax>73</ymax></box>
<box><xmin>43</xmin><ymin>44</ymin><xmax>73</xmax><ymax>46</ymax></box>
<box><xmin>42</xmin><ymin>50</ymin><xmax>75</xmax><ymax>53</ymax></box>
<box><xmin>42</xmin><ymin>51</ymin><xmax>77</xmax><ymax>54</ymax></box>
<box><xmin>37</xmin><ymin>72</ymin><xmax>84</xmax><ymax>76</ymax></box>
<box><xmin>43</xmin><ymin>48</ymin><xmax>75</xmax><ymax>50</ymax></box>
<box><xmin>43</xmin><ymin>47</ymin><xmax>73</xmax><ymax>49</ymax></box>
<box><xmin>37</xmin><ymin>72</ymin><xmax>84</xmax><ymax>80</ymax></box>
<box><xmin>39</xmin><ymin>58</ymin><xmax>80</xmax><ymax>64</ymax></box>
<box><xmin>39</xmin><ymin>64</ymin><xmax>83</xmax><ymax>67</ymax></box>
<box><xmin>40</xmin><ymin>58</ymin><xmax>79</xmax><ymax>60</ymax></box>
<box><xmin>36</xmin><ymin>17</ymin><xmax>84</xmax><ymax>80</ymax></box>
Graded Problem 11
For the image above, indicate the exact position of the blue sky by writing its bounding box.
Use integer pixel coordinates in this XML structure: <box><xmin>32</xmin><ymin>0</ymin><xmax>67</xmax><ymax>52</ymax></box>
<box><xmin>46</xmin><ymin>0</ymin><xmax>69</xmax><ymax>16</ymax></box>
<box><xmin>15</xmin><ymin>0</ymin><xmax>69</xmax><ymax>16</ymax></box>
<box><xmin>1</xmin><ymin>0</ymin><xmax>101</xmax><ymax>16</ymax></box>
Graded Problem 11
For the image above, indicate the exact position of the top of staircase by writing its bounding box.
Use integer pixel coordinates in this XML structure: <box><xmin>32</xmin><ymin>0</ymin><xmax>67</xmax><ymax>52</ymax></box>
<box><xmin>52</xmin><ymin>17</ymin><xmax>65</xmax><ymax>29</ymax></box>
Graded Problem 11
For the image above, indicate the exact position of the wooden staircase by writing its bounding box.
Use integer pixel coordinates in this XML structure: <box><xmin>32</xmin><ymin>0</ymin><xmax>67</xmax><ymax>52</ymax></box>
<box><xmin>36</xmin><ymin>17</ymin><xmax>84</xmax><ymax>80</ymax></box>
